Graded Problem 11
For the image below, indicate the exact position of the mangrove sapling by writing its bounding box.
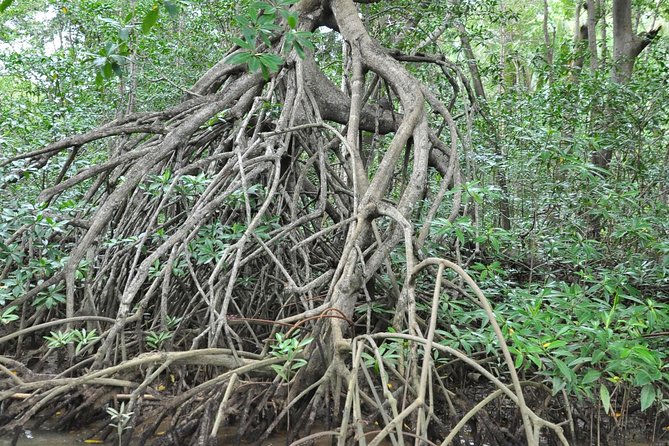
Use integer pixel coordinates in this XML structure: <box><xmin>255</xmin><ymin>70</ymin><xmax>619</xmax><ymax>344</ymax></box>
<box><xmin>107</xmin><ymin>401</ymin><xmax>133</xmax><ymax>446</ymax></box>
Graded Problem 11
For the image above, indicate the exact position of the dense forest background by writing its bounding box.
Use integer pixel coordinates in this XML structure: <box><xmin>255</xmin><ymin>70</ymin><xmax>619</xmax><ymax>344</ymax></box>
<box><xmin>0</xmin><ymin>0</ymin><xmax>668</xmax><ymax>445</ymax></box>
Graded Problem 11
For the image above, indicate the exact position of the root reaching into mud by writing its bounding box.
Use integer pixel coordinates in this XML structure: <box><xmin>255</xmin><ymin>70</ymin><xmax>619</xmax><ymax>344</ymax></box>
<box><xmin>0</xmin><ymin>1</ymin><xmax>573</xmax><ymax>445</ymax></box>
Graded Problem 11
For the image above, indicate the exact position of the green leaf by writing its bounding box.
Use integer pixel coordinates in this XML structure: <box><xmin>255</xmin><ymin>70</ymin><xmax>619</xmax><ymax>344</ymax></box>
<box><xmin>582</xmin><ymin>369</ymin><xmax>601</xmax><ymax>385</ymax></box>
<box><xmin>258</xmin><ymin>53</ymin><xmax>283</xmax><ymax>71</ymax></box>
<box><xmin>551</xmin><ymin>376</ymin><xmax>565</xmax><ymax>395</ymax></box>
<box><xmin>0</xmin><ymin>306</ymin><xmax>18</xmax><ymax>324</ymax></box>
<box><xmin>600</xmin><ymin>384</ymin><xmax>611</xmax><ymax>415</ymax></box>
<box><xmin>528</xmin><ymin>353</ymin><xmax>542</xmax><ymax>368</ymax></box>
<box><xmin>293</xmin><ymin>41</ymin><xmax>305</xmax><ymax>59</ymax></box>
<box><xmin>0</xmin><ymin>0</ymin><xmax>13</xmax><ymax>13</ymax></box>
<box><xmin>631</xmin><ymin>346</ymin><xmax>658</xmax><ymax>366</ymax></box>
<box><xmin>553</xmin><ymin>357</ymin><xmax>575</xmax><ymax>382</ymax></box>
<box><xmin>291</xmin><ymin>359</ymin><xmax>307</xmax><ymax>369</ymax></box>
<box><xmin>545</xmin><ymin>340</ymin><xmax>567</xmax><ymax>349</ymax></box>
<box><xmin>270</xmin><ymin>364</ymin><xmax>286</xmax><ymax>379</ymax></box>
<box><xmin>231</xmin><ymin>36</ymin><xmax>255</xmax><ymax>50</ymax></box>
<box><xmin>247</xmin><ymin>55</ymin><xmax>261</xmax><ymax>73</ymax></box>
<box><xmin>640</xmin><ymin>384</ymin><xmax>655</xmax><ymax>411</ymax></box>
<box><xmin>592</xmin><ymin>349</ymin><xmax>605</xmax><ymax>363</ymax></box>
<box><xmin>257</xmin><ymin>12</ymin><xmax>276</xmax><ymax>26</ymax></box>
<box><xmin>141</xmin><ymin>6</ymin><xmax>160</xmax><ymax>34</ymax></box>
<box><xmin>119</xmin><ymin>27</ymin><xmax>131</xmax><ymax>41</ymax></box>
<box><xmin>282</xmin><ymin>32</ymin><xmax>295</xmax><ymax>52</ymax></box>
<box><xmin>225</xmin><ymin>51</ymin><xmax>252</xmax><ymax>66</ymax></box>
<box><xmin>111</xmin><ymin>62</ymin><xmax>124</xmax><ymax>77</ymax></box>
<box><xmin>163</xmin><ymin>0</ymin><xmax>179</xmax><ymax>17</ymax></box>
<box><xmin>281</xmin><ymin>10</ymin><xmax>298</xmax><ymax>29</ymax></box>
<box><xmin>294</xmin><ymin>31</ymin><xmax>315</xmax><ymax>51</ymax></box>
<box><xmin>103</xmin><ymin>62</ymin><xmax>114</xmax><ymax>78</ymax></box>
<box><xmin>567</xmin><ymin>356</ymin><xmax>591</xmax><ymax>367</ymax></box>
<box><xmin>259</xmin><ymin>31</ymin><xmax>272</xmax><ymax>47</ymax></box>
<box><xmin>299</xmin><ymin>337</ymin><xmax>313</xmax><ymax>348</ymax></box>
<box><xmin>241</xmin><ymin>26</ymin><xmax>256</xmax><ymax>44</ymax></box>
<box><xmin>260</xmin><ymin>64</ymin><xmax>270</xmax><ymax>80</ymax></box>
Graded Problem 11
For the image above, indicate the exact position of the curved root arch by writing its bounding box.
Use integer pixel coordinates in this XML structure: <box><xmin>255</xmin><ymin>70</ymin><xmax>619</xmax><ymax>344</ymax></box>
<box><xmin>0</xmin><ymin>0</ymin><xmax>568</xmax><ymax>445</ymax></box>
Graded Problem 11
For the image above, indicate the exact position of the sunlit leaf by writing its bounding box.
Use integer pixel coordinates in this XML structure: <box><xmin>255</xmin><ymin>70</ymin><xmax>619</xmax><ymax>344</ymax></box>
<box><xmin>0</xmin><ymin>0</ymin><xmax>14</xmax><ymax>13</ymax></box>
<box><xmin>141</xmin><ymin>6</ymin><xmax>160</xmax><ymax>34</ymax></box>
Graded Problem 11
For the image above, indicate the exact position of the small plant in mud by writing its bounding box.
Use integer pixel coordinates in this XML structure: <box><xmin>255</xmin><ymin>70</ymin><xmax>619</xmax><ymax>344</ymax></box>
<box><xmin>107</xmin><ymin>401</ymin><xmax>133</xmax><ymax>446</ymax></box>
<box><xmin>145</xmin><ymin>330</ymin><xmax>173</xmax><ymax>350</ymax></box>
<box><xmin>165</xmin><ymin>315</ymin><xmax>182</xmax><ymax>329</ymax></box>
<box><xmin>0</xmin><ymin>305</ymin><xmax>18</xmax><ymax>324</ymax></box>
<box><xmin>269</xmin><ymin>331</ymin><xmax>313</xmax><ymax>381</ymax></box>
<box><xmin>44</xmin><ymin>329</ymin><xmax>100</xmax><ymax>356</ymax></box>
<box><xmin>361</xmin><ymin>333</ymin><xmax>403</xmax><ymax>375</ymax></box>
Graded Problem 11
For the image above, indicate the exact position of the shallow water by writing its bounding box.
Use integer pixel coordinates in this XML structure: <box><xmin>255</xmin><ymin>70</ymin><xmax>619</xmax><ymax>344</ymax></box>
<box><xmin>0</xmin><ymin>429</ymin><xmax>92</xmax><ymax>445</ymax></box>
<box><xmin>0</xmin><ymin>427</ymin><xmax>339</xmax><ymax>446</ymax></box>
<box><xmin>0</xmin><ymin>429</ymin><xmax>664</xmax><ymax>446</ymax></box>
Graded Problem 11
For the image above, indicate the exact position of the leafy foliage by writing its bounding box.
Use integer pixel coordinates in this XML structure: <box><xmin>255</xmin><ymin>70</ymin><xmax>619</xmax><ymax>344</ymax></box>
<box><xmin>224</xmin><ymin>0</ymin><xmax>314</xmax><ymax>78</ymax></box>
<box><xmin>44</xmin><ymin>329</ymin><xmax>100</xmax><ymax>355</ymax></box>
<box><xmin>270</xmin><ymin>331</ymin><xmax>312</xmax><ymax>381</ymax></box>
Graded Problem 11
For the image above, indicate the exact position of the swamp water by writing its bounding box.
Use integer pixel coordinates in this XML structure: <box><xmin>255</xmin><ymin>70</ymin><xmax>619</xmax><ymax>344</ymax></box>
<box><xmin>0</xmin><ymin>427</ymin><xmax>355</xmax><ymax>446</ymax></box>
<box><xmin>0</xmin><ymin>418</ymin><xmax>397</xmax><ymax>445</ymax></box>
<box><xmin>0</xmin><ymin>427</ymin><xmax>665</xmax><ymax>446</ymax></box>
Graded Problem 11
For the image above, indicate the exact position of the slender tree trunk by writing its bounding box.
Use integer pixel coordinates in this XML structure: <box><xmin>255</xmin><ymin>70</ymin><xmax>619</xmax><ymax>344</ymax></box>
<box><xmin>495</xmin><ymin>0</ymin><xmax>512</xmax><ymax>230</ymax></box>
<box><xmin>600</xmin><ymin>0</ymin><xmax>608</xmax><ymax>66</ymax></box>
<box><xmin>542</xmin><ymin>0</ymin><xmax>554</xmax><ymax>67</ymax></box>
<box><xmin>573</xmin><ymin>2</ymin><xmax>582</xmax><ymax>47</ymax></box>
<box><xmin>594</xmin><ymin>0</ymin><xmax>661</xmax><ymax>168</ymax></box>
<box><xmin>456</xmin><ymin>21</ymin><xmax>486</xmax><ymax>101</ymax></box>
<box><xmin>586</xmin><ymin>0</ymin><xmax>599</xmax><ymax>72</ymax></box>
<box><xmin>572</xmin><ymin>2</ymin><xmax>588</xmax><ymax>76</ymax></box>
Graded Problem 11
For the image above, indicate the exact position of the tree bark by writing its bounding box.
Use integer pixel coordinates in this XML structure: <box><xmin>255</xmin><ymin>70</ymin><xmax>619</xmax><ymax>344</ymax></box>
<box><xmin>612</xmin><ymin>0</ymin><xmax>660</xmax><ymax>83</ymax></box>
<box><xmin>542</xmin><ymin>0</ymin><xmax>554</xmax><ymax>67</ymax></box>
<box><xmin>586</xmin><ymin>0</ymin><xmax>599</xmax><ymax>72</ymax></box>
<box><xmin>456</xmin><ymin>21</ymin><xmax>486</xmax><ymax>101</ymax></box>
<box><xmin>594</xmin><ymin>0</ymin><xmax>661</xmax><ymax>168</ymax></box>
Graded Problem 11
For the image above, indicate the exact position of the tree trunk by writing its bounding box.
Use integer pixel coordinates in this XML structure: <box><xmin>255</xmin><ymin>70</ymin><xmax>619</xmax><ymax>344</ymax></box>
<box><xmin>594</xmin><ymin>0</ymin><xmax>660</xmax><ymax>168</ymax></box>
<box><xmin>612</xmin><ymin>0</ymin><xmax>661</xmax><ymax>83</ymax></box>
<box><xmin>456</xmin><ymin>21</ymin><xmax>487</xmax><ymax>101</ymax></box>
<box><xmin>542</xmin><ymin>0</ymin><xmax>554</xmax><ymax>67</ymax></box>
<box><xmin>587</xmin><ymin>0</ymin><xmax>599</xmax><ymax>71</ymax></box>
